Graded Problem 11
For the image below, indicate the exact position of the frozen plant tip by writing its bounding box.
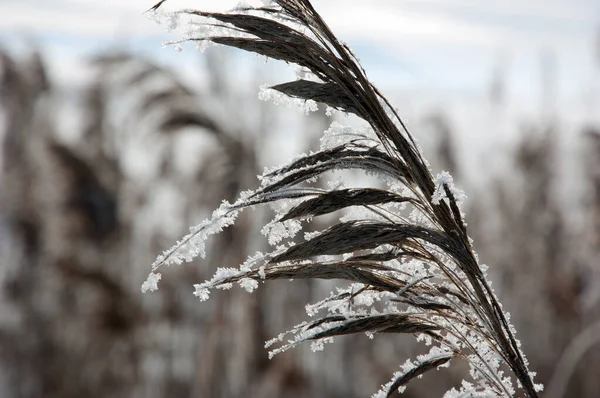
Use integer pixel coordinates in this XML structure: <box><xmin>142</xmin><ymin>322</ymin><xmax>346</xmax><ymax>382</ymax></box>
<box><xmin>143</xmin><ymin>1</ymin><xmax>541</xmax><ymax>396</ymax></box>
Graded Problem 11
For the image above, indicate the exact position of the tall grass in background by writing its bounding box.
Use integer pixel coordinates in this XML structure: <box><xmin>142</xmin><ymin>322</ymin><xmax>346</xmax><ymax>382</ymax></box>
<box><xmin>0</xmin><ymin>48</ymin><xmax>262</xmax><ymax>398</ymax></box>
<box><xmin>143</xmin><ymin>1</ymin><xmax>542</xmax><ymax>396</ymax></box>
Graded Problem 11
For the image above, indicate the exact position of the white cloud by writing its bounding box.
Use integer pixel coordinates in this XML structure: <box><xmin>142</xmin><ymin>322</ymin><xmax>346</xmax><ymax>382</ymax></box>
<box><xmin>405</xmin><ymin>0</ymin><xmax>593</xmax><ymax>22</ymax></box>
<box><xmin>318</xmin><ymin>3</ymin><xmax>495</xmax><ymax>46</ymax></box>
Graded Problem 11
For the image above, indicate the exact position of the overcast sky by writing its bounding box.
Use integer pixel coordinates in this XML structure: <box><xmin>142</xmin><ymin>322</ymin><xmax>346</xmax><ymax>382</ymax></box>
<box><xmin>1</xmin><ymin>0</ymin><xmax>599</xmax><ymax>104</ymax></box>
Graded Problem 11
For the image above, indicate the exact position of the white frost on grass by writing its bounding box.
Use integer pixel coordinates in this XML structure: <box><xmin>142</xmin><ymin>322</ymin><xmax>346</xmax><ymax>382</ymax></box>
<box><xmin>432</xmin><ymin>170</ymin><xmax>466</xmax><ymax>206</ymax></box>
<box><xmin>258</xmin><ymin>85</ymin><xmax>319</xmax><ymax>115</ymax></box>
<box><xmin>141</xmin><ymin>272</ymin><xmax>162</xmax><ymax>293</ymax></box>
<box><xmin>239</xmin><ymin>277</ymin><xmax>259</xmax><ymax>293</ymax></box>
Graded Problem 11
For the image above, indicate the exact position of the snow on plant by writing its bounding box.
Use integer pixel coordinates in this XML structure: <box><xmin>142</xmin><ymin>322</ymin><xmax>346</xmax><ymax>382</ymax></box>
<box><xmin>142</xmin><ymin>1</ymin><xmax>542</xmax><ymax>396</ymax></box>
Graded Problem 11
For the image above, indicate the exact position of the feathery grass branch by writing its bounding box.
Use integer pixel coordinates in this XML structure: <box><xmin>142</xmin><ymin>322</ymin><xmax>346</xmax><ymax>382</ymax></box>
<box><xmin>143</xmin><ymin>1</ymin><xmax>541</xmax><ymax>396</ymax></box>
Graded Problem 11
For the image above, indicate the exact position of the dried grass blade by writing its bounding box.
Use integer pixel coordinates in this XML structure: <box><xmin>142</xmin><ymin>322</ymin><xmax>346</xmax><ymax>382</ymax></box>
<box><xmin>385</xmin><ymin>355</ymin><xmax>453</xmax><ymax>397</ymax></box>
<box><xmin>309</xmin><ymin>314</ymin><xmax>440</xmax><ymax>340</ymax></box>
<box><xmin>261</xmin><ymin>262</ymin><xmax>403</xmax><ymax>291</ymax></box>
<box><xmin>279</xmin><ymin>188</ymin><xmax>411</xmax><ymax>221</ymax></box>
<box><xmin>271</xmin><ymin>79</ymin><xmax>358</xmax><ymax>114</ymax></box>
<box><xmin>271</xmin><ymin>222</ymin><xmax>450</xmax><ymax>263</ymax></box>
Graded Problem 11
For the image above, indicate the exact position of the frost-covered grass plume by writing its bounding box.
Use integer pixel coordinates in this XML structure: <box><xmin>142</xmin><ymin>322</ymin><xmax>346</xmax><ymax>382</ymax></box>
<box><xmin>142</xmin><ymin>1</ymin><xmax>542</xmax><ymax>396</ymax></box>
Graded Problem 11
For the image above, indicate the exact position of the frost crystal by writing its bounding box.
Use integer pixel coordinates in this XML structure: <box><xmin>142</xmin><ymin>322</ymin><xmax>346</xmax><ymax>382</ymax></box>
<box><xmin>193</xmin><ymin>285</ymin><xmax>210</xmax><ymax>301</ymax></box>
<box><xmin>319</xmin><ymin>121</ymin><xmax>378</xmax><ymax>151</ymax></box>
<box><xmin>258</xmin><ymin>85</ymin><xmax>319</xmax><ymax>114</ymax></box>
<box><xmin>141</xmin><ymin>272</ymin><xmax>161</xmax><ymax>293</ymax></box>
<box><xmin>432</xmin><ymin>171</ymin><xmax>467</xmax><ymax>206</ymax></box>
<box><xmin>239</xmin><ymin>278</ymin><xmax>259</xmax><ymax>293</ymax></box>
<box><xmin>258</xmin><ymin>266</ymin><xmax>266</xmax><ymax>279</ymax></box>
<box><xmin>261</xmin><ymin>219</ymin><xmax>302</xmax><ymax>245</ymax></box>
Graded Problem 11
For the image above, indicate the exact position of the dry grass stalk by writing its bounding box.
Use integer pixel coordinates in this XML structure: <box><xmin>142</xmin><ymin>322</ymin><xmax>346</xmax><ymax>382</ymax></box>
<box><xmin>143</xmin><ymin>1</ymin><xmax>541</xmax><ymax>396</ymax></box>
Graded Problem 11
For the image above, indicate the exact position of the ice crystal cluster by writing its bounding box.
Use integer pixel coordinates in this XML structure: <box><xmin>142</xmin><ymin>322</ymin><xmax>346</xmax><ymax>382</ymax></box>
<box><xmin>142</xmin><ymin>1</ymin><xmax>541</xmax><ymax>396</ymax></box>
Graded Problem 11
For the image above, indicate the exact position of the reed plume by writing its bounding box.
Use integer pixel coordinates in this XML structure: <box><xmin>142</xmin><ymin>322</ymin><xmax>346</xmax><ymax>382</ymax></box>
<box><xmin>143</xmin><ymin>1</ymin><xmax>541</xmax><ymax>396</ymax></box>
